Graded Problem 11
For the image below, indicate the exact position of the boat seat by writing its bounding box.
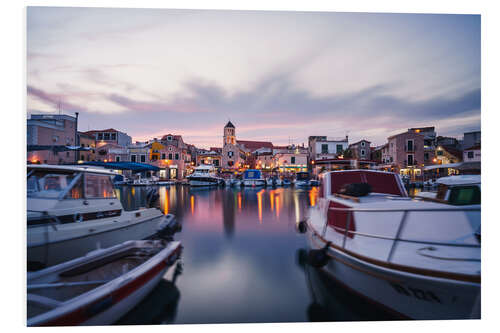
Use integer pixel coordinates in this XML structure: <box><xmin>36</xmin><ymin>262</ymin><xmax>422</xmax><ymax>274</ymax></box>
<box><xmin>27</xmin><ymin>293</ymin><xmax>62</xmax><ymax>310</ymax></box>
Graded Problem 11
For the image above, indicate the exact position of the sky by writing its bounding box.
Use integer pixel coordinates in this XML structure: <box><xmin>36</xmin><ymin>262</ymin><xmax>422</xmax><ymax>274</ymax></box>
<box><xmin>26</xmin><ymin>7</ymin><xmax>481</xmax><ymax>148</ymax></box>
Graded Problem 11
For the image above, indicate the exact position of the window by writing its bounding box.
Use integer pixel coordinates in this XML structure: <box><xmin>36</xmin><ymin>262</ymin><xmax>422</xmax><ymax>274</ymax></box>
<box><xmin>424</xmin><ymin>152</ymin><xmax>429</xmax><ymax>161</ymax></box>
<box><xmin>167</xmin><ymin>136</ymin><xmax>172</xmax><ymax>141</ymax></box>
<box><xmin>407</xmin><ymin>140</ymin><xmax>414</xmax><ymax>152</ymax></box>
<box><xmin>437</xmin><ymin>150</ymin><xmax>443</xmax><ymax>156</ymax></box>
<box><xmin>175</xmin><ymin>153</ymin><xmax>179</xmax><ymax>160</ymax></box>
<box><xmin>161</xmin><ymin>153</ymin><xmax>166</xmax><ymax>159</ymax></box>
<box><xmin>111</xmin><ymin>133</ymin><xmax>116</xmax><ymax>140</ymax></box>
<box><xmin>228</xmin><ymin>151</ymin><xmax>234</xmax><ymax>158</ymax></box>
<box><xmin>407</xmin><ymin>154</ymin><xmax>414</xmax><ymax>166</ymax></box>
<box><xmin>336</xmin><ymin>145</ymin><xmax>343</xmax><ymax>154</ymax></box>
<box><xmin>361</xmin><ymin>149</ymin><xmax>365</xmax><ymax>156</ymax></box>
<box><xmin>291</xmin><ymin>156</ymin><xmax>296</xmax><ymax>164</ymax></box>
<box><xmin>115</xmin><ymin>156</ymin><xmax>120</xmax><ymax>162</ymax></box>
<box><xmin>168</xmin><ymin>153</ymin><xmax>173</xmax><ymax>160</ymax></box>
<box><xmin>52</xmin><ymin>135</ymin><xmax>59</xmax><ymax>143</ymax></box>
<box><xmin>97</xmin><ymin>133</ymin><xmax>103</xmax><ymax>140</ymax></box>
<box><xmin>214</xmin><ymin>160</ymin><xmax>219</xmax><ymax>166</ymax></box>
<box><xmin>28</xmin><ymin>172</ymin><xmax>79</xmax><ymax>199</ymax></box>
<box><xmin>131</xmin><ymin>154</ymin><xmax>136</xmax><ymax>162</ymax></box>
<box><xmin>84</xmin><ymin>174</ymin><xmax>116</xmax><ymax>198</ymax></box>
<box><xmin>448</xmin><ymin>186</ymin><xmax>481</xmax><ymax>205</ymax></box>
<box><xmin>104</xmin><ymin>133</ymin><xmax>110</xmax><ymax>140</ymax></box>
<box><xmin>321</xmin><ymin>144</ymin><xmax>328</xmax><ymax>154</ymax></box>
<box><xmin>361</xmin><ymin>142</ymin><xmax>365</xmax><ymax>147</ymax></box>
<box><xmin>140</xmin><ymin>155</ymin><xmax>146</xmax><ymax>163</ymax></box>
<box><xmin>467</xmin><ymin>151</ymin><xmax>474</xmax><ymax>159</ymax></box>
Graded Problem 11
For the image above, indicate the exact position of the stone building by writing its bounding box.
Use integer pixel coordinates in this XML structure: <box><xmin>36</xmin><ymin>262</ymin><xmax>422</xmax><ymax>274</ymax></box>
<box><xmin>386</xmin><ymin>131</ymin><xmax>425</xmax><ymax>177</ymax></box>
<box><xmin>349</xmin><ymin>139</ymin><xmax>371</xmax><ymax>160</ymax></box>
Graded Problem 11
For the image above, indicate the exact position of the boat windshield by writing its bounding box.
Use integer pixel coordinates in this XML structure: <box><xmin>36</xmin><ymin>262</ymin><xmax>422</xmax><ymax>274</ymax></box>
<box><xmin>27</xmin><ymin>171</ymin><xmax>79</xmax><ymax>199</ymax></box>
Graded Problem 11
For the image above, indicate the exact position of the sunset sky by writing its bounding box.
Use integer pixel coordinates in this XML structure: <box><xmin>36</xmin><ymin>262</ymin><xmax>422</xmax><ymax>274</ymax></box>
<box><xmin>27</xmin><ymin>7</ymin><xmax>480</xmax><ymax>148</ymax></box>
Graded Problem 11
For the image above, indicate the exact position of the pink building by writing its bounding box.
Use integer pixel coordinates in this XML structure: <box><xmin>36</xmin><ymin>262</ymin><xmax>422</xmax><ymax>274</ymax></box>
<box><xmin>387</xmin><ymin>131</ymin><xmax>425</xmax><ymax>177</ymax></box>
<box><xmin>27</xmin><ymin>114</ymin><xmax>77</xmax><ymax>164</ymax></box>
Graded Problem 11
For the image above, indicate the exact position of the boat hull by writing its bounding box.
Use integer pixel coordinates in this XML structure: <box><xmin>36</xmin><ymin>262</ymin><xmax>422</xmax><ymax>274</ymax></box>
<box><xmin>188</xmin><ymin>177</ymin><xmax>220</xmax><ymax>187</ymax></box>
<box><xmin>306</xmin><ymin>230</ymin><xmax>480</xmax><ymax>320</ymax></box>
<box><xmin>28</xmin><ymin>241</ymin><xmax>182</xmax><ymax>326</ymax></box>
<box><xmin>28</xmin><ymin>213</ymin><xmax>164</xmax><ymax>269</ymax></box>
<box><xmin>242</xmin><ymin>179</ymin><xmax>266</xmax><ymax>187</ymax></box>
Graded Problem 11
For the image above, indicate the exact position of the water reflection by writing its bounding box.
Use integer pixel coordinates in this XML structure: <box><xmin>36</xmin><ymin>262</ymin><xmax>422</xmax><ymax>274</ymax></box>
<box><xmin>117</xmin><ymin>186</ymin><xmax>330</xmax><ymax>324</ymax></box>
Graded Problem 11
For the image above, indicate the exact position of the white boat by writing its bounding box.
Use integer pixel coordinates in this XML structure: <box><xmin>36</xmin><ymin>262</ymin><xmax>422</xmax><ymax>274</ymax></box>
<box><xmin>187</xmin><ymin>165</ymin><xmax>222</xmax><ymax>187</ymax></box>
<box><xmin>155</xmin><ymin>180</ymin><xmax>175</xmax><ymax>186</ymax></box>
<box><xmin>27</xmin><ymin>164</ymin><xmax>175</xmax><ymax>269</ymax></box>
<box><xmin>241</xmin><ymin>169</ymin><xmax>266</xmax><ymax>187</ymax></box>
<box><xmin>266</xmin><ymin>178</ymin><xmax>274</xmax><ymax>187</ymax></box>
<box><xmin>132</xmin><ymin>178</ymin><xmax>154</xmax><ymax>186</ymax></box>
<box><xmin>301</xmin><ymin>169</ymin><xmax>480</xmax><ymax>320</ymax></box>
<box><xmin>274</xmin><ymin>178</ymin><xmax>283</xmax><ymax>186</ymax></box>
<box><xmin>27</xmin><ymin>240</ymin><xmax>182</xmax><ymax>326</ymax></box>
<box><xmin>417</xmin><ymin>175</ymin><xmax>481</xmax><ymax>201</ymax></box>
<box><xmin>294</xmin><ymin>172</ymin><xmax>311</xmax><ymax>187</ymax></box>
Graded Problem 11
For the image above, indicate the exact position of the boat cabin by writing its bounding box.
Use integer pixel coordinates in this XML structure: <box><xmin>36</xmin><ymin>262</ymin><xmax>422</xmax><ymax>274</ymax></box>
<box><xmin>27</xmin><ymin>165</ymin><xmax>122</xmax><ymax>225</ymax></box>
<box><xmin>295</xmin><ymin>172</ymin><xmax>310</xmax><ymax>181</ymax></box>
<box><xmin>243</xmin><ymin>169</ymin><xmax>263</xmax><ymax>180</ymax></box>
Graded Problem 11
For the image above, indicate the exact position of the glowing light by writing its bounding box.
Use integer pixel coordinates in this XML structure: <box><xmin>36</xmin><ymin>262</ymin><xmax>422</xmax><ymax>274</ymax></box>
<box><xmin>276</xmin><ymin>195</ymin><xmax>280</xmax><ymax>218</ymax></box>
<box><xmin>237</xmin><ymin>192</ymin><xmax>242</xmax><ymax>211</ymax></box>
<box><xmin>270</xmin><ymin>190</ymin><xmax>275</xmax><ymax>211</ymax></box>
<box><xmin>190</xmin><ymin>195</ymin><xmax>195</xmax><ymax>215</ymax></box>
<box><xmin>257</xmin><ymin>189</ymin><xmax>264</xmax><ymax>223</ymax></box>
<box><xmin>309</xmin><ymin>187</ymin><xmax>318</xmax><ymax>207</ymax></box>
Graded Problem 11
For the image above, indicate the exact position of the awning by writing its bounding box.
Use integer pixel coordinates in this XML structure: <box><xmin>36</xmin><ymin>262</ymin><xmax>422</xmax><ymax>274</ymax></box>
<box><xmin>28</xmin><ymin>145</ymin><xmax>92</xmax><ymax>152</ymax></box>
<box><xmin>423</xmin><ymin>162</ymin><xmax>462</xmax><ymax>171</ymax></box>
<box><xmin>81</xmin><ymin>161</ymin><xmax>160</xmax><ymax>172</ymax></box>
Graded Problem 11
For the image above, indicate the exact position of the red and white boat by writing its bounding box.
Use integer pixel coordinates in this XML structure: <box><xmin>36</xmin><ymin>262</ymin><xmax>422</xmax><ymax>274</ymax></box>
<box><xmin>302</xmin><ymin>170</ymin><xmax>480</xmax><ymax>320</ymax></box>
<box><xmin>27</xmin><ymin>240</ymin><xmax>182</xmax><ymax>326</ymax></box>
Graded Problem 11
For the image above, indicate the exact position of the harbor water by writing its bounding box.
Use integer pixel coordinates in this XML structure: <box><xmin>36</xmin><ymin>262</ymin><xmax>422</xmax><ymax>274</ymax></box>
<box><xmin>115</xmin><ymin>185</ymin><xmax>398</xmax><ymax>324</ymax></box>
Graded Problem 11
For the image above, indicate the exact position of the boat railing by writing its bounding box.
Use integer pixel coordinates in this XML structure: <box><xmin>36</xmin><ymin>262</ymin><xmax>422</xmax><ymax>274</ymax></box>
<box><xmin>324</xmin><ymin>206</ymin><xmax>480</xmax><ymax>263</ymax></box>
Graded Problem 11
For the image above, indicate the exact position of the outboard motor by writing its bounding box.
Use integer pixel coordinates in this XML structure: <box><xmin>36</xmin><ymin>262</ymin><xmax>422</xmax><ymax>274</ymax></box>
<box><xmin>156</xmin><ymin>214</ymin><xmax>181</xmax><ymax>239</ymax></box>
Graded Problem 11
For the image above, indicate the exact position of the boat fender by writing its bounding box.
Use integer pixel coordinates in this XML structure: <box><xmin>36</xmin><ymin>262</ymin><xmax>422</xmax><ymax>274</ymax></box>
<box><xmin>308</xmin><ymin>241</ymin><xmax>331</xmax><ymax>268</ymax></box>
<box><xmin>297</xmin><ymin>220</ymin><xmax>308</xmax><ymax>234</ymax></box>
<box><xmin>74</xmin><ymin>213</ymin><xmax>83</xmax><ymax>223</ymax></box>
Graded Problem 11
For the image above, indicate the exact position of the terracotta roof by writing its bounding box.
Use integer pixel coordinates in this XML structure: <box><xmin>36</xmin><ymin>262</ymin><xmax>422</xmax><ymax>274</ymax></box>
<box><xmin>237</xmin><ymin>140</ymin><xmax>273</xmax><ymax>150</ymax></box>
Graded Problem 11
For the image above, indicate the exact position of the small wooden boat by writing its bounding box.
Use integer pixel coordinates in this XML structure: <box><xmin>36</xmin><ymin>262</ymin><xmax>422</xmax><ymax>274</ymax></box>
<box><xmin>27</xmin><ymin>240</ymin><xmax>182</xmax><ymax>326</ymax></box>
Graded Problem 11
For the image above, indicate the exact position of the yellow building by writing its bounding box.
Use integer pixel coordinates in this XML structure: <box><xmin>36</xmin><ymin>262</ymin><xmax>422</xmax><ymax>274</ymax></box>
<box><xmin>150</xmin><ymin>141</ymin><xmax>164</xmax><ymax>161</ymax></box>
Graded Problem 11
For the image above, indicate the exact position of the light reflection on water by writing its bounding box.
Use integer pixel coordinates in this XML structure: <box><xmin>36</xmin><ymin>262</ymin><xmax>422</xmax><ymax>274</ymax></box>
<box><xmin>116</xmin><ymin>185</ymin><xmax>395</xmax><ymax>324</ymax></box>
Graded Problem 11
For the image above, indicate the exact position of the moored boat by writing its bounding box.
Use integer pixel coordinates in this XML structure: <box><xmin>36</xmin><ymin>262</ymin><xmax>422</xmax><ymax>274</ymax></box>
<box><xmin>187</xmin><ymin>165</ymin><xmax>222</xmax><ymax>187</ymax></box>
<box><xmin>27</xmin><ymin>240</ymin><xmax>182</xmax><ymax>326</ymax></box>
<box><xmin>294</xmin><ymin>171</ymin><xmax>311</xmax><ymax>187</ymax></box>
<box><xmin>27</xmin><ymin>165</ymin><xmax>175</xmax><ymax>270</ymax></box>
<box><xmin>241</xmin><ymin>169</ymin><xmax>266</xmax><ymax>187</ymax></box>
<box><xmin>266</xmin><ymin>178</ymin><xmax>274</xmax><ymax>187</ymax></box>
<box><xmin>301</xmin><ymin>169</ymin><xmax>480</xmax><ymax>320</ymax></box>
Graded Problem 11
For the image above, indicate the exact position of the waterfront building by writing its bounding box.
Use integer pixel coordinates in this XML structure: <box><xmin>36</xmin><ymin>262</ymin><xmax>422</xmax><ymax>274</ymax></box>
<box><xmin>348</xmin><ymin>139</ymin><xmax>371</xmax><ymax>160</ymax></box>
<box><xmin>409</xmin><ymin>126</ymin><xmax>436</xmax><ymax>147</ymax></box>
<box><xmin>77</xmin><ymin>131</ymin><xmax>96</xmax><ymax>162</ymax></box>
<box><xmin>463</xmin><ymin>144</ymin><xmax>481</xmax><ymax>163</ymax></box>
<box><xmin>95</xmin><ymin>143</ymin><xmax>129</xmax><ymax>162</ymax></box>
<box><xmin>27</xmin><ymin>114</ymin><xmax>77</xmax><ymax>164</ymax></box>
<box><xmin>274</xmin><ymin>151</ymin><xmax>308</xmax><ymax>174</ymax></box>
<box><xmin>128</xmin><ymin>142</ymin><xmax>150</xmax><ymax>163</ymax></box>
<box><xmin>435</xmin><ymin>145</ymin><xmax>462</xmax><ymax>165</ymax></box>
<box><xmin>221</xmin><ymin>121</ymin><xmax>274</xmax><ymax>169</ymax></box>
<box><xmin>157</xmin><ymin>134</ymin><xmax>190</xmax><ymax>179</ymax></box>
<box><xmin>308</xmin><ymin>135</ymin><xmax>349</xmax><ymax>161</ymax></box>
<box><xmin>197</xmin><ymin>150</ymin><xmax>222</xmax><ymax>167</ymax></box>
<box><xmin>463</xmin><ymin>131</ymin><xmax>481</xmax><ymax>150</ymax></box>
<box><xmin>386</xmin><ymin>130</ymin><xmax>425</xmax><ymax>178</ymax></box>
<box><xmin>83</xmin><ymin>128</ymin><xmax>132</xmax><ymax>148</ymax></box>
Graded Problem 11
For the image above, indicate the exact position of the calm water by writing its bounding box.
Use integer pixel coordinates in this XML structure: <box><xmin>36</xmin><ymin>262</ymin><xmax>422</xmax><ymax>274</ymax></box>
<box><xmin>115</xmin><ymin>185</ymin><xmax>396</xmax><ymax>324</ymax></box>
